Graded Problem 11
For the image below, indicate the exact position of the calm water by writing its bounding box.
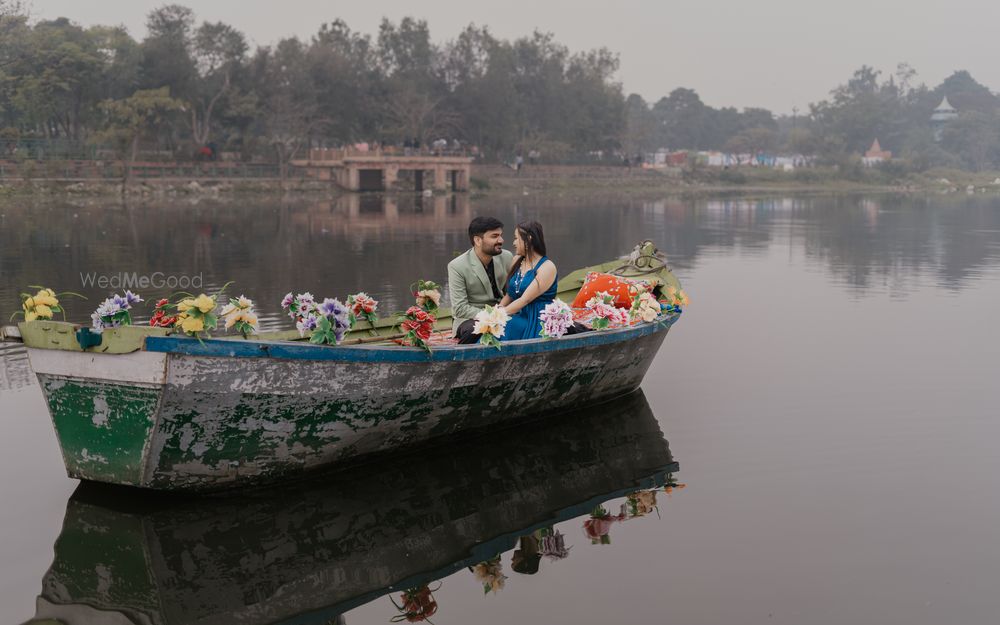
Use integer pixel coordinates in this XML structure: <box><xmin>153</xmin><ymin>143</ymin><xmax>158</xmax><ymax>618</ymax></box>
<box><xmin>2</xmin><ymin>193</ymin><xmax>1000</xmax><ymax>624</ymax></box>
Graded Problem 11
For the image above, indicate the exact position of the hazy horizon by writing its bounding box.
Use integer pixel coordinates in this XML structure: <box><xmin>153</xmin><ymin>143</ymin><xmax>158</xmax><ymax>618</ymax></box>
<box><xmin>24</xmin><ymin>0</ymin><xmax>1000</xmax><ymax>114</ymax></box>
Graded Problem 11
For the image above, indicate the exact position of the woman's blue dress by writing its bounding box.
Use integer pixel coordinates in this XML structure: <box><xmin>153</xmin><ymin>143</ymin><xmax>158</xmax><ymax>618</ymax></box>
<box><xmin>504</xmin><ymin>256</ymin><xmax>558</xmax><ymax>340</ymax></box>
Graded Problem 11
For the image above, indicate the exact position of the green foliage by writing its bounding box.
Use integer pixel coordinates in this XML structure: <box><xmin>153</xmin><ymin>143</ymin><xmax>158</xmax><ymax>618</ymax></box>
<box><xmin>3</xmin><ymin>4</ymin><xmax>1000</xmax><ymax>175</ymax></box>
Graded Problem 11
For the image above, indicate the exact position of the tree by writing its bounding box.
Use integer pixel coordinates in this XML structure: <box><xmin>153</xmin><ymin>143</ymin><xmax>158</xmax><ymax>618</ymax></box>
<box><xmin>97</xmin><ymin>87</ymin><xmax>183</xmax><ymax>184</ymax></box>
<box><xmin>940</xmin><ymin>111</ymin><xmax>1000</xmax><ymax>171</ymax></box>
<box><xmin>256</xmin><ymin>39</ymin><xmax>324</xmax><ymax>183</ymax></box>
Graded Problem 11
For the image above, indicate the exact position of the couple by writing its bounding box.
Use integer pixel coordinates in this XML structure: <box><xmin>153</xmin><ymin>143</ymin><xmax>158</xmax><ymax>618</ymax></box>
<box><xmin>448</xmin><ymin>216</ymin><xmax>557</xmax><ymax>344</ymax></box>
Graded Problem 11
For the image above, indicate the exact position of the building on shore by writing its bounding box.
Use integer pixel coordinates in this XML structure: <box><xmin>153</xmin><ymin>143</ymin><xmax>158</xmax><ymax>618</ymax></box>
<box><xmin>931</xmin><ymin>96</ymin><xmax>958</xmax><ymax>142</ymax></box>
<box><xmin>862</xmin><ymin>139</ymin><xmax>892</xmax><ymax>166</ymax></box>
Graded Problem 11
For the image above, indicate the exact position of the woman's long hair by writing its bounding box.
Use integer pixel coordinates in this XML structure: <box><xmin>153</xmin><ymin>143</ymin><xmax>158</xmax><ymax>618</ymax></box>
<box><xmin>506</xmin><ymin>220</ymin><xmax>547</xmax><ymax>293</ymax></box>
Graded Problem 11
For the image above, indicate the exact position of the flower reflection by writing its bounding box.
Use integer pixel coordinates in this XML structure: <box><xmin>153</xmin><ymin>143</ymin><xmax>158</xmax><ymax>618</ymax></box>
<box><xmin>583</xmin><ymin>505</ymin><xmax>625</xmax><ymax>544</ymax></box>
<box><xmin>470</xmin><ymin>555</ymin><xmax>507</xmax><ymax>594</ymax></box>
<box><xmin>626</xmin><ymin>489</ymin><xmax>659</xmax><ymax>518</ymax></box>
<box><xmin>664</xmin><ymin>472</ymin><xmax>687</xmax><ymax>496</ymax></box>
<box><xmin>389</xmin><ymin>583</ymin><xmax>440</xmax><ymax>622</ymax></box>
<box><xmin>538</xmin><ymin>527</ymin><xmax>571</xmax><ymax>561</ymax></box>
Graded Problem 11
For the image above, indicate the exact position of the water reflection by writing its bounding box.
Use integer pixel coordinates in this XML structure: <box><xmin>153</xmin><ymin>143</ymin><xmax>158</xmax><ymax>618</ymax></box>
<box><xmin>26</xmin><ymin>389</ymin><xmax>678</xmax><ymax>625</ymax></box>
<box><xmin>5</xmin><ymin>194</ymin><xmax>1000</xmax><ymax>331</ymax></box>
<box><xmin>0</xmin><ymin>343</ymin><xmax>33</xmax><ymax>391</ymax></box>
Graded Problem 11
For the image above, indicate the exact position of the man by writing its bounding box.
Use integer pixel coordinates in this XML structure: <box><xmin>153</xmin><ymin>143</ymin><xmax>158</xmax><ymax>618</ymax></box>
<box><xmin>448</xmin><ymin>216</ymin><xmax>514</xmax><ymax>344</ymax></box>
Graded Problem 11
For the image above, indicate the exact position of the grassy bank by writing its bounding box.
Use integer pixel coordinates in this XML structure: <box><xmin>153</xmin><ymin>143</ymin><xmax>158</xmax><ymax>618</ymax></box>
<box><xmin>4</xmin><ymin>165</ymin><xmax>1000</xmax><ymax>202</ymax></box>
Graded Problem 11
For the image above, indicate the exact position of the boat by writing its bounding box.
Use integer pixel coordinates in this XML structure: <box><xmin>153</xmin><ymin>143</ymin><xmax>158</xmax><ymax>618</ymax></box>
<box><xmin>25</xmin><ymin>390</ymin><xmax>680</xmax><ymax>625</ymax></box>
<box><xmin>5</xmin><ymin>242</ymin><xmax>684</xmax><ymax>491</ymax></box>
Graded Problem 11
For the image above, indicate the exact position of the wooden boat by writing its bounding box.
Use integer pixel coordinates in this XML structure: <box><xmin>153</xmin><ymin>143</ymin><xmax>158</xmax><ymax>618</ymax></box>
<box><xmin>6</xmin><ymin>242</ymin><xmax>684</xmax><ymax>491</ymax></box>
<box><xmin>27</xmin><ymin>390</ymin><xmax>679</xmax><ymax>625</ymax></box>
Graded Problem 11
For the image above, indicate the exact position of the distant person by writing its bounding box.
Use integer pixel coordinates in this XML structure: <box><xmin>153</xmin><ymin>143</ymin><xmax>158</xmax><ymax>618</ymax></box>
<box><xmin>448</xmin><ymin>217</ymin><xmax>514</xmax><ymax>344</ymax></box>
<box><xmin>515</xmin><ymin>152</ymin><xmax>524</xmax><ymax>174</ymax></box>
<box><xmin>498</xmin><ymin>220</ymin><xmax>558</xmax><ymax>340</ymax></box>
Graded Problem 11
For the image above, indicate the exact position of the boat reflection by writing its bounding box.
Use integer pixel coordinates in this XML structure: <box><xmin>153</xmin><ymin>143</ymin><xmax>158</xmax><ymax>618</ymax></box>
<box><xmin>0</xmin><ymin>343</ymin><xmax>34</xmax><ymax>392</ymax></box>
<box><xmin>27</xmin><ymin>389</ymin><xmax>679</xmax><ymax>625</ymax></box>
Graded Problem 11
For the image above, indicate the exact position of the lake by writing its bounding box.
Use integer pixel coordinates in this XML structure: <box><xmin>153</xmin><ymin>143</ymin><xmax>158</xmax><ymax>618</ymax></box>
<box><xmin>2</xmin><ymin>192</ymin><xmax>999</xmax><ymax>624</ymax></box>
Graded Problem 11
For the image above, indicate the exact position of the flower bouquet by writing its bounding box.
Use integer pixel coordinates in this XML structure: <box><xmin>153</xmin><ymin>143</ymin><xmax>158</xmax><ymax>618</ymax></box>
<box><xmin>412</xmin><ymin>279</ymin><xmax>441</xmax><ymax>314</ymax></box>
<box><xmin>91</xmin><ymin>291</ymin><xmax>143</xmax><ymax>333</ymax></box>
<box><xmin>149</xmin><ymin>298</ymin><xmax>178</xmax><ymax>327</ymax></box>
<box><xmin>11</xmin><ymin>286</ymin><xmax>81</xmax><ymax>323</ymax></box>
<box><xmin>539</xmin><ymin>299</ymin><xmax>573</xmax><ymax>338</ymax></box>
<box><xmin>346</xmin><ymin>292</ymin><xmax>379</xmax><ymax>333</ymax></box>
<box><xmin>174</xmin><ymin>292</ymin><xmax>219</xmax><ymax>337</ymax></box>
<box><xmin>470</xmin><ymin>556</ymin><xmax>507</xmax><ymax>594</ymax></box>
<box><xmin>585</xmin><ymin>291</ymin><xmax>629</xmax><ymax>330</ymax></box>
<box><xmin>280</xmin><ymin>292</ymin><xmax>316</xmax><ymax>323</ymax></box>
<box><xmin>662</xmin><ymin>286</ymin><xmax>689</xmax><ymax>313</ymax></box>
<box><xmin>628</xmin><ymin>291</ymin><xmax>661</xmax><ymax>323</ymax></box>
<box><xmin>390</xmin><ymin>584</ymin><xmax>441</xmax><ymax>623</ymax></box>
<box><xmin>220</xmin><ymin>295</ymin><xmax>259</xmax><ymax>339</ymax></box>
<box><xmin>472</xmin><ymin>304</ymin><xmax>509</xmax><ymax>349</ymax></box>
<box><xmin>399</xmin><ymin>305</ymin><xmax>435</xmax><ymax>353</ymax></box>
<box><xmin>308</xmin><ymin>298</ymin><xmax>350</xmax><ymax>345</ymax></box>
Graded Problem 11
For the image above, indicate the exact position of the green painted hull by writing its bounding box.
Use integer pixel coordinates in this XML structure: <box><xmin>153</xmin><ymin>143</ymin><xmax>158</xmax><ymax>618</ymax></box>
<box><xmin>34</xmin><ymin>322</ymin><xmax>670</xmax><ymax>491</ymax></box>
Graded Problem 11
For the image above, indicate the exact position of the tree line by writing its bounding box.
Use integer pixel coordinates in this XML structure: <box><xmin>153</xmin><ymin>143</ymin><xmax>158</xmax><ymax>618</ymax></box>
<box><xmin>2</xmin><ymin>2</ymin><xmax>1000</xmax><ymax>172</ymax></box>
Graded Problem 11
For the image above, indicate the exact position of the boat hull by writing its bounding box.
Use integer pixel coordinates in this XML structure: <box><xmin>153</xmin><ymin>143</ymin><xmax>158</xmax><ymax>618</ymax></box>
<box><xmin>30</xmin><ymin>318</ymin><xmax>675</xmax><ymax>491</ymax></box>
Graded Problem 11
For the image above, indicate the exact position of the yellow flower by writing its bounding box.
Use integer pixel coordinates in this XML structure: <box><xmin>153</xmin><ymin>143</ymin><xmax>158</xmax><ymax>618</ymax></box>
<box><xmin>33</xmin><ymin>304</ymin><xmax>53</xmax><ymax>318</ymax></box>
<box><xmin>224</xmin><ymin>312</ymin><xmax>239</xmax><ymax>329</ymax></box>
<box><xmin>193</xmin><ymin>294</ymin><xmax>215</xmax><ymax>313</ymax></box>
<box><xmin>23</xmin><ymin>296</ymin><xmax>35</xmax><ymax>310</ymax></box>
<box><xmin>34</xmin><ymin>294</ymin><xmax>58</xmax><ymax>307</ymax></box>
<box><xmin>25</xmin><ymin>311</ymin><xmax>37</xmax><ymax>322</ymax></box>
<box><xmin>36</xmin><ymin>288</ymin><xmax>56</xmax><ymax>299</ymax></box>
<box><xmin>244</xmin><ymin>312</ymin><xmax>258</xmax><ymax>326</ymax></box>
<box><xmin>181</xmin><ymin>316</ymin><xmax>204</xmax><ymax>333</ymax></box>
<box><xmin>177</xmin><ymin>299</ymin><xmax>193</xmax><ymax>313</ymax></box>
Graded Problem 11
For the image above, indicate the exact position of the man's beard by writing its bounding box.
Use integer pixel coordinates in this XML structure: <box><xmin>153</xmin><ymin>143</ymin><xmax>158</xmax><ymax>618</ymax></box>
<box><xmin>479</xmin><ymin>242</ymin><xmax>503</xmax><ymax>256</ymax></box>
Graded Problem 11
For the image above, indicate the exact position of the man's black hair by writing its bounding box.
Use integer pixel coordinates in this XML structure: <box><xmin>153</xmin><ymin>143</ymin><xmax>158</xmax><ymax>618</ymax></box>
<box><xmin>468</xmin><ymin>216</ymin><xmax>504</xmax><ymax>245</ymax></box>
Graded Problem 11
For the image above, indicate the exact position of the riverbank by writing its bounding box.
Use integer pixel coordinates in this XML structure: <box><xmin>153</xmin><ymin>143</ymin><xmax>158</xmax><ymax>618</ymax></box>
<box><xmin>2</xmin><ymin>164</ymin><xmax>999</xmax><ymax>201</ymax></box>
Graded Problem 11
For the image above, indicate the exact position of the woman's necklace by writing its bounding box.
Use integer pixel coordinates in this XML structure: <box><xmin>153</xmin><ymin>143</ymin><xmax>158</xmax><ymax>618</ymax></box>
<box><xmin>514</xmin><ymin>255</ymin><xmax>536</xmax><ymax>292</ymax></box>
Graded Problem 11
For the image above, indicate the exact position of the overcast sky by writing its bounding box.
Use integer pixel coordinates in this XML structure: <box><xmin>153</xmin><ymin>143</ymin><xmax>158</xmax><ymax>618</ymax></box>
<box><xmin>28</xmin><ymin>0</ymin><xmax>1000</xmax><ymax>114</ymax></box>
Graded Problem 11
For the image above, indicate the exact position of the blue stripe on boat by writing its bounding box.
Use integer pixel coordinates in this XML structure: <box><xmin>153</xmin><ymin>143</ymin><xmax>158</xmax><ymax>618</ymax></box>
<box><xmin>144</xmin><ymin>313</ymin><xmax>681</xmax><ymax>363</ymax></box>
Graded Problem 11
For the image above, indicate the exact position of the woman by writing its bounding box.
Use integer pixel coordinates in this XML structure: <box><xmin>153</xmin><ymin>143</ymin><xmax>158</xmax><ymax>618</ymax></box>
<box><xmin>499</xmin><ymin>221</ymin><xmax>558</xmax><ymax>340</ymax></box>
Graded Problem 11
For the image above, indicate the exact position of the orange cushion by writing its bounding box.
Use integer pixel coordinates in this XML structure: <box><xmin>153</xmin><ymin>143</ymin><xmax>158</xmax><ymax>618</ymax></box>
<box><xmin>571</xmin><ymin>272</ymin><xmax>655</xmax><ymax>308</ymax></box>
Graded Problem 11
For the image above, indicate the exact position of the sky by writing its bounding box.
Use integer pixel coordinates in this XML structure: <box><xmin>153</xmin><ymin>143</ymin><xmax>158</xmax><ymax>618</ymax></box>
<box><xmin>27</xmin><ymin>0</ymin><xmax>1000</xmax><ymax>114</ymax></box>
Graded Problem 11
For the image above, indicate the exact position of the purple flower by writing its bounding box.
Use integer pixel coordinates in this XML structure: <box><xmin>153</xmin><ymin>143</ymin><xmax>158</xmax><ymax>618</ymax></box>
<box><xmin>296</xmin><ymin>314</ymin><xmax>319</xmax><ymax>337</ymax></box>
<box><xmin>124</xmin><ymin>290</ymin><xmax>143</xmax><ymax>307</ymax></box>
<box><xmin>318</xmin><ymin>297</ymin><xmax>346</xmax><ymax>317</ymax></box>
<box><xmin>281</xmin><ymin>292</ymin><xmax>294</xmax><ymax>309</ymax></box>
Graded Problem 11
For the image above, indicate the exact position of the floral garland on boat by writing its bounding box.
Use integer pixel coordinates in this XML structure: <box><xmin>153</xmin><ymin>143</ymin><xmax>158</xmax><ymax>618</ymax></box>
<box><xmin>585</xmin><ymin>291</ymin><xmax>629</xmax><ymax>330</ymax></box>
<box><xmin>91</xmin><ymin>291</ymin><xmax>143</xmax><ymax>333</ymax></box>
<box><xmin>346</xmin><ymin>292</ymin><xmax>379</xmax><ymax>334</ymax></box>
<box><xmin>412</xmin><ymin>279</ymin><xmax>441</xmax><ymax>314</ymax></box>
<box><xmin>220</xmin><ymin>295</ymin><xmax>259</xmax><ymax>338</ymax></box>
<box><xmin>398</xmin><ymin>305</ymin><xmax>435</xmax><ymax>352</ymax></box>
<box><xmin>472</xmin><ymin>304</ymin><xmax>508</xmax><ymax>349</ymax></box>
<box><xmin>539</xmin><ymin>299</ymin><xmax>573</xmax><ymax>338</ymax></box>
<box><xmin>10</xmin><ymin>286</ymin><xmax>83</xmax><ymax>323</ymax></box>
